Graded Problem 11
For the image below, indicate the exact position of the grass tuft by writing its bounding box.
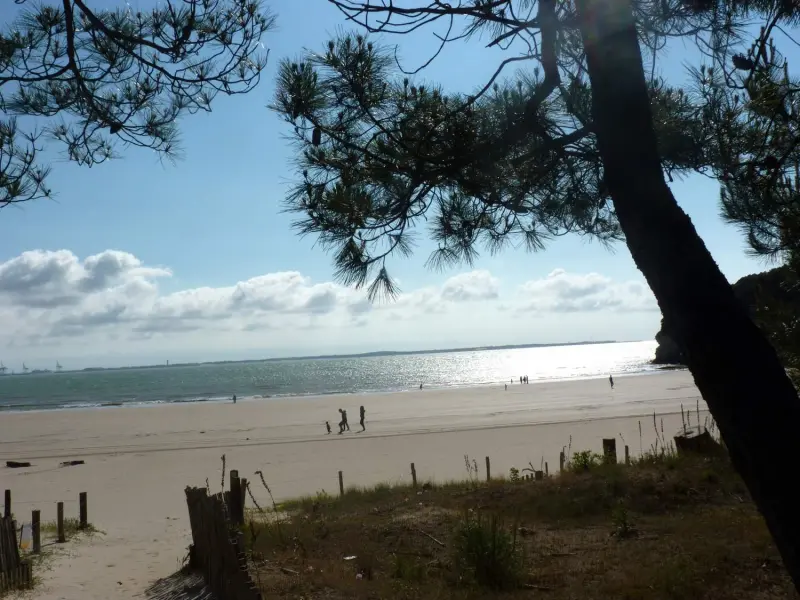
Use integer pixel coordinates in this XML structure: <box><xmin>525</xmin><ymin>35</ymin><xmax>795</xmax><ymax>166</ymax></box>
<box><xmin>40</xmin><ymin>517</ymin><xmax>98</xmax><ymax>539</ymax></box>
<box><xmin>452</xmin><ymin>511</ymin><xmax>523</xmax><ymax>590</ymax></box>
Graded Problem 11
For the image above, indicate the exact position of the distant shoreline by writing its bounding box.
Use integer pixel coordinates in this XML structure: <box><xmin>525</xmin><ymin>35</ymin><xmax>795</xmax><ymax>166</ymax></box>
<box><xmin>4</xmin><ymin>339</ymin><xmax>629</xmax><ymax>375</ymax></box>
<box><xmin>1</xmin><ymin>359</ymin><xmax>681</xmax><ymax>415</ymax></box>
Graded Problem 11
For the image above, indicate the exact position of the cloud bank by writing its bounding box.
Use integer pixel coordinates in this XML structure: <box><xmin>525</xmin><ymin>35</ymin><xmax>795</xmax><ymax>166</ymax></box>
<box><xmin>0</xmin><ymin>250</ymin><xmax>658</xmax><ymax>366</ymax></box>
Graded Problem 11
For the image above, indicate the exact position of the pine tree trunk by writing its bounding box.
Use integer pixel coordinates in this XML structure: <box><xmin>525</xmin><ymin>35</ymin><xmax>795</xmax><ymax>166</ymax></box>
<box><xmin>575</xmin><ymin>0</ymin><xmax>800</xmax><ymax>589</ymax></box>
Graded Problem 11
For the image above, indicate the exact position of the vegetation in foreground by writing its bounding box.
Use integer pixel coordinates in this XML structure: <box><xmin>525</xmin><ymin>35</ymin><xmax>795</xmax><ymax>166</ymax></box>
<box><xmin>245</xmin><ymin>450</ymin><xmax>797</xmax><ymax>599</ymax></box>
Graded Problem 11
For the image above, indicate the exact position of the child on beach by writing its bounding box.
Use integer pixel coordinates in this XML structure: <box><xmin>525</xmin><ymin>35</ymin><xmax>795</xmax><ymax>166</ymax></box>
<box><xmin>609</xmin><ymin>374</ymin><xmax>615</xmax><ymax>389</ymax></box>
<box><xmin>325</xmin><ymin>421</ymin><xmax>331</xmax><ymax>434</ymax></box>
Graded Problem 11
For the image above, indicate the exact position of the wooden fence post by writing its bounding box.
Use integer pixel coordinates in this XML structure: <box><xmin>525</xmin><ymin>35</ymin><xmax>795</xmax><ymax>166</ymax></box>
<box><xmin>229</xmin><ymin>470</ymin><xmax>243</xmax><ymax>526</ymax></box>
<box><xmin>545</xmin><ymin>462</ymin><xmax>549</xmax><ymax>477</ymax></box>
<box><xmin>79</xmin><ymin>492</ymin><xmax>88</xmax><ymax>529</ymax></box>
<box><xmin>32</xmin><ymin>510</ymin><xmax>41</xmax><ymax>554</ymax></box>
<box><xmin>624</xmin><ymin>445</ymin><xmax>630</xmax><ymax>465</ymax></box>
<box><xmin>485</xmin><ymin>456</ymin><xmax>491</xmax><ymax>482</ymax></box>
<box><xmin>3</xmin><ymin>489</ymin><xmax>9</xmax><ymax>518</ymax></box>
<box><xmin>229</xmin><ymin>469</ymin><xmax>239</xmax><ymax>494</ymax></box>
<box><xmin>57</xmin><ymin>501</ymin><xmax>65</xmax><ymax>543</ymax></box>
<box><xmin>559</xmin><ymin>451</ymin><xmax>565</xmax><ymax>473</ymax></box>
<box><xmin>602</xmin><ymin>438</ymin><xmax>617</xmax><ymax>464</ymax></box>
<box><xmin>338</xmin><ymin>471</ymin><xmax>344</xmax><ymax>497</ymax></box>
<box><xmin>410</xmin><ymin>463</ymin><xmax>417</xmax><ymax>489</ymax></box>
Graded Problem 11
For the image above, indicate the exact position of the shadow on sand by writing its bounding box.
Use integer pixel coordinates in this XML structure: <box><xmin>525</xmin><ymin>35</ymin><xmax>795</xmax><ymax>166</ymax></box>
<box><xmin>144</xmin><ymin>570</ymin><xmax>214</xmax><ymax>600</ymax></box>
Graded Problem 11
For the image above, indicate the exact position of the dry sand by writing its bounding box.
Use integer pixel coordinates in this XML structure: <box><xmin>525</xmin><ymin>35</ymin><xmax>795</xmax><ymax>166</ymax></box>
<box><xmin>0</xmin><ymin>369</ymin><xmax>707</xmax><ymax>599</ymax></box>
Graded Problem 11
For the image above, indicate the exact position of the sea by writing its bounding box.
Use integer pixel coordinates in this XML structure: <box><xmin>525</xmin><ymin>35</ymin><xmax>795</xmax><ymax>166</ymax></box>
<box><xmin>0</xmin><ymin>341</ymin><xmax>663</xmax><ymax>412</ymax></box>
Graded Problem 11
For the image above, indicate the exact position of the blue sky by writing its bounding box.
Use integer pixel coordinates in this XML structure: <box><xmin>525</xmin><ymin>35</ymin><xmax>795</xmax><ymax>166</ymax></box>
<box><xmin>0</xmin><ymin>0</ymin><xmax>779</xmax><ymax>368</ymax></box>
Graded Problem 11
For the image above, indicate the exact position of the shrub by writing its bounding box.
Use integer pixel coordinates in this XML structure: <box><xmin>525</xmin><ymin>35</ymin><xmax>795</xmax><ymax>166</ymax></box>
<box><xmin>611</xmin><ymin>501</ymin><xmax>637</xmax><ymax>539</ymax></box>
<box><xmin>452</xmin><ymin>511</ymin><xmax>523</xmax><ymax>590</ymax></box>
<box><xmin>571</xmin><ymin>450</ymin><xmax>603</xmax><ymax>472</ymax></box>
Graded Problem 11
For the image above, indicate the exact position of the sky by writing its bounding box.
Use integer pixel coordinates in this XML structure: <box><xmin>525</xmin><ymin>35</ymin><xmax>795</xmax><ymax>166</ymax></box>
<box><xmin>0</xmin><ymin>0</ymin><xmax>785</xmax><ymax>369</ymax></box>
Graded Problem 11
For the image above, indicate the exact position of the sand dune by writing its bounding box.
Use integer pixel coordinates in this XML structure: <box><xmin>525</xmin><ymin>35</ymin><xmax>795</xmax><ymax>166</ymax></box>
<box><xmin>0</xmin><ymin>370</ymin><xmax>706</xmax><ymax>599</ymax></box>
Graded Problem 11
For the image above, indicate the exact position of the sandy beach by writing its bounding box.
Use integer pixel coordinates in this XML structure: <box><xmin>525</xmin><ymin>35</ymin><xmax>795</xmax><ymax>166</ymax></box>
<box><xmin>0</xmin><ymin>370</ymin><xmax>708</xmax><ymax>599</ymax></box>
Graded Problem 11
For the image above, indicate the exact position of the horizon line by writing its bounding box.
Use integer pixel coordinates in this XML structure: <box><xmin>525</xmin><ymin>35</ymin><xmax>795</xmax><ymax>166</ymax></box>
<box><xmin>3</xmin><ymin>339</ymin><xmax>653</xmax><ymax>375</ymax></box>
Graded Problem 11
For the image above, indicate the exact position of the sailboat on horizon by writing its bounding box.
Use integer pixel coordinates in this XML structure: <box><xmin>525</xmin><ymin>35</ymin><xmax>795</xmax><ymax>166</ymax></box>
<box><xmin>56</xmin><ymin>361</ymin><xmax>63</xmax><ymax>372</ymax></box>
<box><xmin>0</xmin><ymin>361</ymin><xmax>7</xmax><ymax>375</ymax></box>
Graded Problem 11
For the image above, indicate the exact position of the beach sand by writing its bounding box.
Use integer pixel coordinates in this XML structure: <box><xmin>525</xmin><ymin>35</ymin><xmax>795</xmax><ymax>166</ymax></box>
<box><xmin>0</xmin><ymin>370</ymin><xmax>707</xmax><ymax>599</ymax></box>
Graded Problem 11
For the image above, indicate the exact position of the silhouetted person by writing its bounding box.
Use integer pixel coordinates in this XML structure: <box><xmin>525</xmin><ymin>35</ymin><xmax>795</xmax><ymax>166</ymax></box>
<box><xmin>338</xmin><ymin>408</ymin><xmax>345</xmax><ymax>433</ymax></box>
<box><xmin>232</xmin><ymin>394</ymin><xmax>237</xmax><ymax>404</ymax></box>
<box><xmin>342</xmin><ymin>409</ymin><xmax>350</xmax><ymax>432</ymax></box>
<box><xmin>419</xmin><ymin>382</ymin><xmax>423</xmax><ymax>390</ymax></box>
<box><xmin>505</xmin><ymin>383</ymin><xmax>508</xmax><ymax>391</ymax></box>
<box><xmin>325</xmin><ymin>421</ymin><xmax>331</xmax><ymax>434</ymax></box>
<box><xmin>519</xmin><ymin>376</ymin><xmax>523</xmax><ymax>384</ymax></box>
<box><xmin>359</xmin><ymin>405</ymin><xmax>366</xmax><ymax>431</ymax></box>
<box><xmin>609</xmin><ymin>374</ymin><xmax>614</xmax><ymax>389</ymax></box>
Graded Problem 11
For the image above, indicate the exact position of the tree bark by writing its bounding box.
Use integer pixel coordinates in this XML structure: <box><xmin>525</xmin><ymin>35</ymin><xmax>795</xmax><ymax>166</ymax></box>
<box><xmin>575</xmin><ymin>0</ymin><xmax>800</xmax><ymax>589</ymax></box>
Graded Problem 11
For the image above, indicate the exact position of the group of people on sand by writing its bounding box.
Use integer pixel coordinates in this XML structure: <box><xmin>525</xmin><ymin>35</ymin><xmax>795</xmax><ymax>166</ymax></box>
<box><xmin>504</xmin><ymin>375</ymin><xmax>531</xmax><ymax>390</ymax></box>
<box><xmin>503</xmin><ymin>374</ymin><xmax>616</xmax><ymax>391</ymax></box>
<box><xmin>326</xmin><ymin>405</ymin><xmax>366</xmax><ymax>434</ymax></box>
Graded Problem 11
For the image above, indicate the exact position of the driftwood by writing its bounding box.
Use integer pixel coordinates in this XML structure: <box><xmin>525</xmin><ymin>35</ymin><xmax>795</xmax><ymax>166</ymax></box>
<box><xmin>674</xmin><ymin>427</ymin><xmax>720</xmax><ymax>455</ymax></box>
<box><xmin>5</xmin><ymin>462</ymin><xmax>31</xmax><ymax>469</ymax></box>
<box><xmin>59</xmin><ymin>460</ymin><xmax>85</xmax><ymax>467</ymax></box>
<box><xmin>413</xmin><ymin>527</ymin><xmax>445</xmax><ymax>547</ymax></box>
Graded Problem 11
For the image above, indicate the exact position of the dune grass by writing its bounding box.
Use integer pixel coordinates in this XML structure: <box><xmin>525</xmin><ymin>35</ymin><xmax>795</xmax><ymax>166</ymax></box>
<box><xmin>40</xmin><ymin>517</ymin><xmax>98</xmax><ymax>540</ymax></box>
<box><xmin>242</xmin><ymin>447</ymin><xmax>797</xmax><ymax>599</ymax></box>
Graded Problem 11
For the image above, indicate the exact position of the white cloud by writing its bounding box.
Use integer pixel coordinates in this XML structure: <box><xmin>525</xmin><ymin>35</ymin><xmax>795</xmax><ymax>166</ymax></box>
<box><xmin>0</xmin><ymin>249</ymin><xmax>169</xmax><ymax>308</ymax></box>
<box><xmin>440</xmin><ymin>270</ymin><xmax>499</xmax><ymax>302</ymax></box>
<box><xmin>0</xmin><ymin>250</ymin><xmax>661</xmax><ymax>366</ymax></box>
<box><xmin>517</xmin><ymin>268</ymin><xmax>658</xmax><ymax>313</ymax></box>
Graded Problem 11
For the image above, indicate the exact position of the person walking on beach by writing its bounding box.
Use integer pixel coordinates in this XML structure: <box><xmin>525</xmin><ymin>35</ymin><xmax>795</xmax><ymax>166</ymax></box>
<box><xmin>359</xmin><ymin>405</ymin><xmax>366</xmax><ymax>431</ymax></box>
<box><xmin>337</xmin><ymin>409</ymin><xmax>345</xmax><ymax>433</ymax></box>
<box><xmin>342</xmin><ymin>409</ymin><xmax>351</xmax><ymax>432</ymax></box>
<box><xmin>325</xmin><ymin>421</ymin><xmax>331</xmax><ymax>434</ymax></box>
<box><xmin>232</xmin><ymin>394</ymin><xmax>237</xmax><ymax>404</ymax></box>
<box><xmin>609</xmin><ymin>374</ymin><xmax>615</xmax><ymax>389</ymax></box>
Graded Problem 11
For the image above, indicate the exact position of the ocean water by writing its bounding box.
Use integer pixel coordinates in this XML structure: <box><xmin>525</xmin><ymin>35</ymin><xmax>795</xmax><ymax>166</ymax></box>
<box><xmin>0</xmin><ymin>341</ymin><xmax>660</xmax><ymax>412</ymax></box>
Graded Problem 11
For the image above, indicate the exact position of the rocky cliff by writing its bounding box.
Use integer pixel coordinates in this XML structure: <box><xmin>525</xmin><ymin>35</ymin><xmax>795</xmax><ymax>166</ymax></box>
<box><xmin>652</xmin><ymin>317</ymin><xmax>684</xmax><ymax>364</ymax></box>
<box><xmin>651</xmin><ymin>265</ymin><xmax>791</xmax><ymax>364</ymax></box>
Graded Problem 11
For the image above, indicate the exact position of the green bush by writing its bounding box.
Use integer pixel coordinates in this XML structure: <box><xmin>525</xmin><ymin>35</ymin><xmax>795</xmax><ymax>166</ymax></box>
<box><xmin>571</xmin><ymin>450</ymin><xmax>603</xmax><ymax>472</ymax></box>
<box><xmin>452</xmin><ymin>511</ymin><xmax>523</xmax><ymax>590</ymax></box>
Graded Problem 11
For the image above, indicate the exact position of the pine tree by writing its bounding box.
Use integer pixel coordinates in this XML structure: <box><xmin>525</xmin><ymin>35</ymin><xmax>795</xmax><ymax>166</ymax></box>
<box><xmin>273</xmin><ymin>0</ymin><xmax>800</xmax><ymax>587</ymax></box>
<box><xmin>0</xmin><ymin>0</ymin><xmax>274</xmax><ymax>207</ymax></box>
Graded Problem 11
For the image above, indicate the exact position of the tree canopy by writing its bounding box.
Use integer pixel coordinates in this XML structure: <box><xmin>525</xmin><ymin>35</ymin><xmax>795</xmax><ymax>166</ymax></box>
<box><xmin>272</xmin><ymin>0</ymin><xmax>798</xmax><ymax>299</ymax></box>
<box><xmin>0</xmin><ymin>0</ymin><xmax>274</xmax><ymax>207</ymax></box>
<box><xmin>273</xmin><ymin>0</ymin><xmax>800</xmax><ymax>590</ymax></box>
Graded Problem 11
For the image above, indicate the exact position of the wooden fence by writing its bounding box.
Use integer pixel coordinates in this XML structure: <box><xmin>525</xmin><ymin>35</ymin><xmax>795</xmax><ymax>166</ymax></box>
<box><xmin>185</xmin><ymin>471</ymin><xmax>262</xmax><ymax>600</ymax></box>
<box><xmin>0</xmin><ymin>516</ymin><xmax>32</xmax><ymax>593</ymax></box>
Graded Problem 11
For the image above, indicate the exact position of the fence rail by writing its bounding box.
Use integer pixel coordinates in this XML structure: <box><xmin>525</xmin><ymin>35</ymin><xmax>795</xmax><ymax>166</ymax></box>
<box><xmin>185</xmin><ymin>481</ymin><xmax>261</xmax><ymax>600</ymax></box>
<box><xmin>0</xmin><ymin>516</ymin><xmax>32</xmax><ymax>593</ymax></box>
